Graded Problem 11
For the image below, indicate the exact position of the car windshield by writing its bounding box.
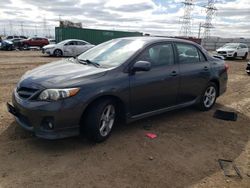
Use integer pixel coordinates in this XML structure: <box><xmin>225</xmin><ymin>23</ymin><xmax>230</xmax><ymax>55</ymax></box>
<box><xmin>77</xmin><ymin>39</ymin><xmax>145</xmax><ymax>68</ymax></box>
<box><xmin>223</xmin><ymin>44</ymin><xmax>238</xmax><ymax>49</ymax></box>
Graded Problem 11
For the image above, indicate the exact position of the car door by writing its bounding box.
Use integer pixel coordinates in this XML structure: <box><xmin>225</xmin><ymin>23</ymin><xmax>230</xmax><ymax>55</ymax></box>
<box><xmin>63</xmin><ymin>41</ymin><xmax>77</xmax><ymax>56</ymax></box>
<box><xmin>29</xmin><ymin>38</ymin><xmax>36</xmax><ymax>46</ymax></box>
<box><xmin>239</xmin><ymin>44</ymin><xmax>246</xmax><ymax>56</ymax></box>
<box><xmin>76</xmin><ymin>41</ymin><xmax>88</xmax><ymax>55</ymax></box>
<box><xmin>129</xmin><ymin>42</ymin><xmax>179</xmax><ymax>116</ymax></box>
<box><xmin>175</xmin><ymin>42</ymin><xmax>211</xmax><ymax>104</ymax></box>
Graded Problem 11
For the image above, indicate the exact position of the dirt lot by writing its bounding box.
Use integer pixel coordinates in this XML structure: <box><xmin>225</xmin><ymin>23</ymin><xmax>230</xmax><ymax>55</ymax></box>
<box><xmin>0</xmin><ymin>51</ymin><xmax>250</xmax><ymax>188</ymax></box>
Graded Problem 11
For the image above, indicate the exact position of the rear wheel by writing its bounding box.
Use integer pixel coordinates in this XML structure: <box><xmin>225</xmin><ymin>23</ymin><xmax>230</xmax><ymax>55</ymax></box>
<box><xmin>197</xmin><ymin>82</ymin><xmax>217</xmax><ymax>111</ymax></box>
<box><xmin>83</xmin><ymin>99</ymin><xmax>116</xmax><ymax>142</ymax></box>
<box><xmin>243</xmin><ymin>52</ymin><xmax>248</xmax><ymax>60</ymax></box>
<box><xmin>53</xmin><ymin>49</ymin><xmax>63</xmax><ymax>57</ymax></box>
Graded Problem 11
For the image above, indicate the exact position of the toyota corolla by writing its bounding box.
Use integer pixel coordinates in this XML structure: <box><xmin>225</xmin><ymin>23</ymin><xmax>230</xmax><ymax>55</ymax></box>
<box><xmin>7</xmin><ymin>37</ymin><xmax>228</xmax><ymax>142</ymax></box>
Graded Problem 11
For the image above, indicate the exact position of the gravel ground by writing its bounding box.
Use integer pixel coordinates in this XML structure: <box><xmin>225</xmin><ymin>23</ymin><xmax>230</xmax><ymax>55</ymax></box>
<box><xmin>0</xmin><ymin>50</ymin><xmax>250</xmax><ymax>188</ymax></box>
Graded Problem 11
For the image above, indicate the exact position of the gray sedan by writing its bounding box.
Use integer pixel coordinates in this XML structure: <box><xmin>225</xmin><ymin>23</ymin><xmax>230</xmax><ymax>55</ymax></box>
<box><xmin>8</xmin><ymin>37</ymin><xmax>228</xmax><ymax>142</ymax></box>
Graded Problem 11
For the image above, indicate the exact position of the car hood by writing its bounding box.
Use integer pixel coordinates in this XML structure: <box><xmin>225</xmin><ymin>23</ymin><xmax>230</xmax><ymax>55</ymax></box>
<box><xmin>217</xmin><ymin>48</ymin><xmax>236</xmax><ymax>51</ymax></box>
<box><xmin>19</xmin><ymin>59</ymin><xmax>108</xmax><ymax>88</ymax></box>
<box><xmin>43</xmin><ymin>44</ymin><xmax>56</xmax><ymax>49</ymax></box>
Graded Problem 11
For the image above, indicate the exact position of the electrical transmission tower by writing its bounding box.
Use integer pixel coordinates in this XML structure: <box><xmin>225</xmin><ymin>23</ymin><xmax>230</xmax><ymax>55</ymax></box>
<box><xmin>202</xmin><ymin>0</ymin><xmax>217</xmax><ymax>39</ymax></box>
<box><xmin>179</xmin><ymin>0</ymin><xmax>195</xmax><ymax>37</ymax></box>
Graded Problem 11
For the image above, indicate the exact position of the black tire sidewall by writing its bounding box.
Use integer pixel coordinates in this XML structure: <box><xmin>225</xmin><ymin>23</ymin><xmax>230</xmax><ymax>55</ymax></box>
<box><xmin>243</xmin><ymin>53</ymin><xmax>248</xmax><ymax>59</ymax></box>
<box><xmin>234</xmin><ymin>52</ymin><xmax>237</xmax><ymax>58</ymax></box>
<box><xmin>84</xmin><ymin>99</ymin><xmax>116</xmax><ymax>142</ymax></box>
<box><xmin>198</xmin><ymin>82</ymin><xmax>217</xmax><ymax>111</ymax></box>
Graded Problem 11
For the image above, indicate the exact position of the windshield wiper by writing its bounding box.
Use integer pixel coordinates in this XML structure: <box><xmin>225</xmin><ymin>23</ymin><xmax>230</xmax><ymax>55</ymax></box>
<box><xmin>76</xmin><ymin>58</ymin><xmax>100</xmax><ymax>68</ymax></box>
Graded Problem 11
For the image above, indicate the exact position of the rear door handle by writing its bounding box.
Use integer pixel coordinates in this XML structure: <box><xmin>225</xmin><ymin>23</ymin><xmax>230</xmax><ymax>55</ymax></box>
<box><xmin>170</xmin><ymin>71</ymin><xmax>178</xmax><ymax>77</ymax></box>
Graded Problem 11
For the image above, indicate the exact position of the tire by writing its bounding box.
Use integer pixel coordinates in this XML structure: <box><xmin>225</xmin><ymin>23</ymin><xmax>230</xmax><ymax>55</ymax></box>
<box><xmin>53</xmin><ymin>49</ymin><xmax>63</xmax><ymax>57</ymax></box>
<box><xmin>23</xmin><ymin>44</ymin><xmax>29</xmax><ymax>49</ymax></box>
<box><xmin>243</xmin><ymin>52</ymin><xmax>248</xmax><ymax>60</ymax></box>
<box><xmin>233</xmin><ymin>52</ymin><xmax>237</xmax><ymax>59</ymax></box>
<box><xmin>84</xmin><ymin>99</ymin><xmax>116</xmax><ymax>142</ymax></box>
<box><xmin>197</xmin><ymin>82</ymin><xmax>218</xmax><ymax>111</ymax></box>
<box><xmin>7</xmin><ymin>46</ymin><xmax>12</xmax><ymax>51</ymax></box>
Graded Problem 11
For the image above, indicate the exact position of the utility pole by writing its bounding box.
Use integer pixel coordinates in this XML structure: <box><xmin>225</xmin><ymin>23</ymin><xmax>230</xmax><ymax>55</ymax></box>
<box><xmin>35</xmin><ymin>25</ymin><xmax>38</xmax><ymax>36</ymax></box>
<box><xmin>43</xmin><ymin>16</ymin><xmax>47</xmax><ymax>37</ymax></box>
<box><xmin>9</xmin><ymin>21</ymin><xmax>13</xmax><ymax>35</ymax></box>
<box><xmin>179</xmin><ymin>0</ymin><xmax>195</xmax><ymax>37</ymax></box>
<box><xmin>20</xmin><ymin>22</ymin><xmax>24</xmax><ymax>36</ymax></box>
<box><xmin>198</xmin><ymin>22</ymin><xmax>201</xmax><ymax>38</ymax></box>
<box><xmin>3</xmin><ymin>25</ymin><xmax>6</xmax><ymax>36</ymax></box>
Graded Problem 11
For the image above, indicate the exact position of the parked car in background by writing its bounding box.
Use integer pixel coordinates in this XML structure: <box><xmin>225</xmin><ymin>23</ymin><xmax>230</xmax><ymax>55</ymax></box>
<box><xmin>216</xmin><ymin>43</ymin><xmax>249</xmax><ymax>59</ymax></box>
<box><xmin>5</xmin><ymin>35</ymin><xmax>27</xmax><ymax>40</ymax></box>
<box><xmin>20</xmin><ymin>37</ymin><xmax>49</xmax><ymax>48</ymax></box>
<box><xmin>10</xmin><ymin>38</ymin><xmax>23</xmax><ymax>49</ymax></box>
<box><xmin>7</xmin><ymin>37</ymin><xmax>228</xmax><ymax>142</ymax></box>
<box><xmin>0</xmin><ymin>39</ymin><xmax>14</xmax><ymax>50</ymax></box>
<box><xmin>246</xmin><ymin>61</ymin><xmax>250</xmax><ymax>75</ymax></box>
<box><xmin>48</xmin><ymin>39</ymin><xmax>56</xmax><ymax>44</ymax></box>
<box><xmin>42</xmin><ymin>39</ymin><xmax>94</xmax><ymax>57</ymax></box>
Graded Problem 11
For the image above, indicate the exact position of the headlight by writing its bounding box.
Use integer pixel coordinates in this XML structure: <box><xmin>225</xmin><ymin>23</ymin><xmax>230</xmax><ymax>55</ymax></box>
<box><xmin>38</xmin><ymin>88</ymin><xmax>80</xmax><ymax>101</ymax></box>
<box><xmin>227</xmin><ymin>51</ymin><xmax>234</xmax><ymax>53</ymax></box>
<box><xmin>45</xmin><ymin>47</ymin><xmax>54</xmax><ymax>50</ymax></box>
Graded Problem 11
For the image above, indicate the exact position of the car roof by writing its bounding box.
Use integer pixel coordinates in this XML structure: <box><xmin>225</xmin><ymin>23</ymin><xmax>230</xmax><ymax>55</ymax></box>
<box><xmin>113</xmin><ymin>36</ymin><xmax>199</xmax><ymax>45</ymax></box>
<box><xmin>62</xmin><ymin>39</ymin><xmax>88</xmax><ymax>42</ymax></box>
<box><xmin>225</xmin><ymin>43</ymin><xmax>247</xmax><ymax>45</ymax></box>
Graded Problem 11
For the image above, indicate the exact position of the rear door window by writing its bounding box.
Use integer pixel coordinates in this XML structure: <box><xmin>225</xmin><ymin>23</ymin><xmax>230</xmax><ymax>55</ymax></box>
<box><xmin>77</xmin><ymin>41</ymin><xmax>87</xmax><ymax>45</ymax></box>
<box><xmin>176</xmin><ymin>43</ymin><xmax>202</xmax><ymax>64</ymax></box>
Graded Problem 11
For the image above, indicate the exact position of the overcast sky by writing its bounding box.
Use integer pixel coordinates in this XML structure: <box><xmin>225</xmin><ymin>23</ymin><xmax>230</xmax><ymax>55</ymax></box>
<box><xmin>0</xmin><ymin>0</ymin><xmax>249</xmax><ymax>38</ymax></box>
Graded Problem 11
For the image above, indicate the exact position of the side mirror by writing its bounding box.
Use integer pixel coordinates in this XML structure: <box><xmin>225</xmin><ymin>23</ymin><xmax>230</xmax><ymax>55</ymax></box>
<box><xmin>132</xmin><ymin>61</ymin><xmax>151</xmax><ymax>72</ymax></box>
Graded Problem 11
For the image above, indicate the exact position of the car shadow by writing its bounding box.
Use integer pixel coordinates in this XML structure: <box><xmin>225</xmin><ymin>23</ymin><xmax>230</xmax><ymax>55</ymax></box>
<box><xmin>0</xmin><ymin>103</ymin><xmax>249</xmax><ymax>187</ymax></box>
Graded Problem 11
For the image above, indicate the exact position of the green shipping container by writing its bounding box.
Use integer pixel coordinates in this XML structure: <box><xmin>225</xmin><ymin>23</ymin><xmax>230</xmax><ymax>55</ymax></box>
<box><xmin>55</xmin><ymin>27</ymin><xmax>143</xmax><ymax>45</ymax></box>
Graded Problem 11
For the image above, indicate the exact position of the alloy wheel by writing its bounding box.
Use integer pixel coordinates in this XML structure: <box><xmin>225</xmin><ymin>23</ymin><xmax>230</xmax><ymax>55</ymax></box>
<box><xmin>203</xmin><ymin>86</ymin><xmax>216</xmax><ymax>108</ymax></box>
<box><xmin>99</xmin><ymin>104</ymin><xmax>115</xmax><ymax>137</ymax></box>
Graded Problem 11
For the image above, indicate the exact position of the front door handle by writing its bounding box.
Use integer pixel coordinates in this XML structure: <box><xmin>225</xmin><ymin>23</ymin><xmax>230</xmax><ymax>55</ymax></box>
<box><xmin>170</xmin><ymin>71</ymin><xmax>178</xmax><ymax>77</ymax></box>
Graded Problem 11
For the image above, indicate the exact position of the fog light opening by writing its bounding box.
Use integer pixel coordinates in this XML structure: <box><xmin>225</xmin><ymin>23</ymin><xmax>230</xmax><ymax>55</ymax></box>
<box><xmin>41</xmin><ymin>117</ymin><xmax>55</xmax><ymax>130</ymax></box>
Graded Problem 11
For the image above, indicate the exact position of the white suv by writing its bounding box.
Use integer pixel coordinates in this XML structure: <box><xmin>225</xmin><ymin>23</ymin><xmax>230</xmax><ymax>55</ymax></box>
<box><xmin>216</xmin><ymin>43</ymin><xmax>249</xmax><ymax>59</ymax></box>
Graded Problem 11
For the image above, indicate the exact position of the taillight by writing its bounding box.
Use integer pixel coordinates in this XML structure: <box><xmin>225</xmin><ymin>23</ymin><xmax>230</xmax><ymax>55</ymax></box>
<box><xmin>225</xmin><ymin>64</ymin><xmax>229</xmax><ymax>71</ymax></box>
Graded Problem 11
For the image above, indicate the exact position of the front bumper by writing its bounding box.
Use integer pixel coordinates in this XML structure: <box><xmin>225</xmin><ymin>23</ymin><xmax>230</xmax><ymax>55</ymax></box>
<box><xmin>42</xmin><ymin>48</ymin><xmax>53</xmax><ymax>55</ymax></box>
<box><xmin>217</xmin><ymin>51</ymin><xmax>235</xmax><ymax>58</ymax></box>
<box><xmin>7</xmin><ymin>90</ymin><xmax>85</xmax><ymax>139</ymax></box>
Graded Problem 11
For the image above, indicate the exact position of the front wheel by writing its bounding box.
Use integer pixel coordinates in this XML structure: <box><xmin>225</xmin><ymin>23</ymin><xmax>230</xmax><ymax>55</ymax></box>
<box><xmin>197</xmin><ymin>83</ymin><xmax>217</xmax><ymax>111</ymax></box>
<box><xmin>53</xmin><ymin>49</ymin><xmax>63</xmax><ymax>57</ymax></box>
<box><xmin>243</xmin><ymin>53</ymin><xmax>248</xmax><ymax>60</ymax></box>
<box><xmin>84</xmin><ymin>99</ymin><xmax>116</xmax><ymax>142</ymax></box>
<box><xmin>233</xmin><ymin>52</ymin><xmax>237</xmax><ymax>59</ymax></box>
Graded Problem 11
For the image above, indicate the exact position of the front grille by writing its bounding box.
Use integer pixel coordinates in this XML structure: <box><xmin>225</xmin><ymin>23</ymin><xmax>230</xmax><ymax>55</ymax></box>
<box><xmin>218</xmin><ymin>51</ymin><xmax>227</xmax><ymax>54</ymax></box>
<box><xmin>17</xmin><ymin>87</ymin><xmax>39</xmax><ymax>99</ymax></box>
